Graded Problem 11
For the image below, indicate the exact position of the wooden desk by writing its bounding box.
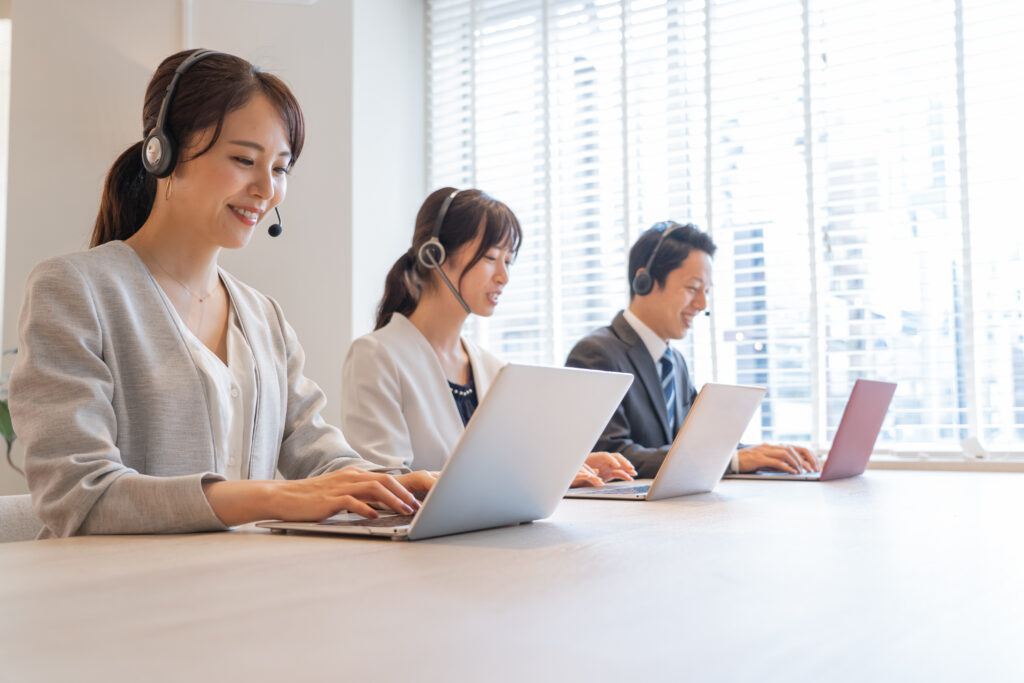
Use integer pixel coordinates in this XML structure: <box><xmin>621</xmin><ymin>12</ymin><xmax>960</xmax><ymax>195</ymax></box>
<box><xmin>2</xmin><ymin>471</ymin><xmax>1022</xmax><ymax>682</ymax></box>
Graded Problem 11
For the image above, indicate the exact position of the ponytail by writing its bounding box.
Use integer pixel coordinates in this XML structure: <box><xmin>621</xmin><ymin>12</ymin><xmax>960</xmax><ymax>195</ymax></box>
<box><xmin>91</xmin><ymin>141</ymin><xmax>156</xmax><ymax>247</ymax></box>
<box><xmin>375</xmin><ymin>250</ymin><xmax>422</xmax><ymax>330</ymax></box>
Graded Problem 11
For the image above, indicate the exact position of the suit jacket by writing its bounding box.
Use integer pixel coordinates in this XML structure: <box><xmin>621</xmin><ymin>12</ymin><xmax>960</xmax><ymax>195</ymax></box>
<box><xmin>10</xmin><ymin>241</ymin><xmax>373</xmax><ymax>538</ymax></box>
<box><xmin>341</xmin><ymin>313</ymin><xmax>505</xmax><ymax>471</ymax></box>
<box><xmin>565</xmin><ymin>311</ymin><xmax>697</xmax><ymax>478</ymax></box>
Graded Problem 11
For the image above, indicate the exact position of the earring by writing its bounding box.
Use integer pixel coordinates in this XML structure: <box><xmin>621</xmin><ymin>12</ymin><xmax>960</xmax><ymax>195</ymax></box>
<box><xmin>164</xmin><ymin>178</ymin><xmax>173</xmax><ymax>201</ymax></box>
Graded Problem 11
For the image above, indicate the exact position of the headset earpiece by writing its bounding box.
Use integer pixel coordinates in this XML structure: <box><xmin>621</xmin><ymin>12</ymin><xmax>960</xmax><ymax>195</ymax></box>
<box><xmin>419</xmin><ymin>189</ymin><xmax>459</xmax><ymax>266</ymax></box>
<box><xmin>632</xmin><ymin>269</ymin><xmax>654</xmax><ymax>296</ymax></box>
<box><xmin>142</xmin><ymin>128</ymin><xmax>177</xmax><ymax>178</ymax></box>
<box><xmin>141</xmin><ymin>49</ymin><xmax>223</xmax><ymax>178</ymax></box>
<box><xmin>415</xmin><ymin>189</ymin><xmax>470</xmax><ymax>314</ymax></box>
<box><xmin>418</xmin><ymin>238</ymin><xmax>446</xmax><ymax>269</ymax></box>
<box><xmin>631</xmin><ymin>221</ymin><xmax>682</xmax><ymax>297</ymax></box>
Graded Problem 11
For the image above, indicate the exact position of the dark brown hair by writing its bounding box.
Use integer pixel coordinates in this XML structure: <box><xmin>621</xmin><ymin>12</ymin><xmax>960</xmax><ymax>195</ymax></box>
<box><xmin>628</xmin><ymin>221</ymin><xmax>717</xmax><ymax>299</ymax></box>
<box><xmin>375</xmin><ymin>188</ymin><xmax>523</xmax><ymax>329</ymax></box>
<box><xmin>91</xmin><ymin>49</ymin><xmax>305</xmax><ymax>247</ymax></box>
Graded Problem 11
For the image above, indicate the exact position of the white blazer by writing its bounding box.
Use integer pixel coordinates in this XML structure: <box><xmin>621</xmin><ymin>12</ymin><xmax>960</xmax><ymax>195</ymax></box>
<box><xmin>341</xmin><ymin>313</ymin><xmax>505</xmax><ymax>471</ymax></box>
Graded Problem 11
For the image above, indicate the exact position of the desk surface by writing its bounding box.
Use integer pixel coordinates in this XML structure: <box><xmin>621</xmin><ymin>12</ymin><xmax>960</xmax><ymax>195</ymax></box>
<box><xmin>2</xmin><ymin>471</ymin><xmax>1022</xmax><ymax>682</ymax></box>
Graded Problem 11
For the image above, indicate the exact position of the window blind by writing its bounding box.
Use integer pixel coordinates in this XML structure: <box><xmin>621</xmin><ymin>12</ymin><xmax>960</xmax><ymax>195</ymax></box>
<box><xmin>426</xmin><ymin>0</ymin><xmax>1024</xmax><ymax>455</ymax></box>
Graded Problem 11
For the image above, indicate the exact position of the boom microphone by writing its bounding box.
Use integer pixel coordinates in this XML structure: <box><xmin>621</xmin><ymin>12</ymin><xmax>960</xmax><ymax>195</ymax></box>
<box><xmin>268</xmin><ymin>207</ymin><xmax>283</xmax><ymax>237</ymax></box>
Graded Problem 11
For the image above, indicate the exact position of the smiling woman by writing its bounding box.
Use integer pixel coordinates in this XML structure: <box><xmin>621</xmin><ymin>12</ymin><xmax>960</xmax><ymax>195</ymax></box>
<box><xmin>8</xmin><ymin>49</ymin><xmax>436</xmax><ymax>538</ymax></box>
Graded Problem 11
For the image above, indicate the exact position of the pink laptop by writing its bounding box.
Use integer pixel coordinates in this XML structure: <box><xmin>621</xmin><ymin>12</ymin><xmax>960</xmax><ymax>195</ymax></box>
<box><xmin>725</xmin><ymin>379</ymin><xmax>897</xmax><ymax>481</ymax></box>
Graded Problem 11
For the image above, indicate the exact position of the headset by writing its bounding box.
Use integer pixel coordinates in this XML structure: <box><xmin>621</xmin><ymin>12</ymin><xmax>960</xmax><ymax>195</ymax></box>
<box><xmin>141</xmin><ymin>49</ymin><xmax>224</xmax><ymax>179</ymax></box>
<box><xmin>631</xmin><ymin>221</ymin><xmax>682</xmax><ymax>296</ymax></box>
<box><xmin>417</xmin><ymin>189</ymin><xmax>471</xmax><ymax>313</ymax></box>
<box><xmin>141</xmin><ymin>49</ymin><xmax>284</xmax><ymax>238</ymax></box>
<box><xmin>417</xmin><ymin>189</ymin><xmax>458</xmax><ymax>270</ymax></box>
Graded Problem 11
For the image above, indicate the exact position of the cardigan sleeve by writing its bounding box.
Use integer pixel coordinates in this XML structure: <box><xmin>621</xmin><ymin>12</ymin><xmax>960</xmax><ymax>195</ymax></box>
<box><xmin>339</xmin><ymin>334</ymin><xmax>414</xmax><ymax>470</ymax></box>
<box><xmin>10</xmin><ymin>258</ymin><xmax>228</xmax><ymax>537</ymax></box>
<box><xmin>268</xmin><ymin>299</ymin><xmax>379</xmax><ymax>479</ymax></box>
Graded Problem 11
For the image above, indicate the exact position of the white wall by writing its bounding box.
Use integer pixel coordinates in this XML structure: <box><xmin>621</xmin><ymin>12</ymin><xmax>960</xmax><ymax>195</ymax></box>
<box><xmin>0</xmin><ymin>0</ymin><xmax>425</xmax><ymax>494</ymax></box>
<box><xmin>352</xmin><ymin>0</ymin><xmax>425</xmax><ymax>336</ymax></box>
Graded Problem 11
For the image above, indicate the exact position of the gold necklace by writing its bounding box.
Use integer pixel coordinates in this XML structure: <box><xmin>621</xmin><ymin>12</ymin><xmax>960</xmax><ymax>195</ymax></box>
<box><xmin>139</xmin><ymin>248</ymin><xmax>219</xmax><ymax>333</ymax></box>
<box><xmin>148</xmin><ymin>255</ymin><xmax>217</xmax><ymax>303</ymax></box>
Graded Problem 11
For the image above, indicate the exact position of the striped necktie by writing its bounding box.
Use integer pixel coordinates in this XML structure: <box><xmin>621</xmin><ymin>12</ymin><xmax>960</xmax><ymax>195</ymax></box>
<box><xmin>660</xmin><ymin>349</ymin><xmax>676</xmax><ymax>433</ymax></box>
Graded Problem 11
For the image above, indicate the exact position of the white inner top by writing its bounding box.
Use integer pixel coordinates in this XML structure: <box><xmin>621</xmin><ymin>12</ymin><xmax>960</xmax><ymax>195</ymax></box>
<box><xmin>157</xmin><ymin>282</ymin><xmax>257</xmax><ymax>480</ymax></box>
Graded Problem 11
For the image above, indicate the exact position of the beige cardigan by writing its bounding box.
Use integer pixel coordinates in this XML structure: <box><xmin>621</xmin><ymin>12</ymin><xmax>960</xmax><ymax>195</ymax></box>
<box><xmin>10</xmin><ymin>241</ymin><xmax>373</xmax><ymax>537</ymax></box>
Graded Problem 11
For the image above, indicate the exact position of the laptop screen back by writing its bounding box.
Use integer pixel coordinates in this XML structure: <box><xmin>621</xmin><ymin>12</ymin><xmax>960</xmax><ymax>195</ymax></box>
<box><xmin>820</xmin><ymin>379</ymin><xmax>897</xmax><ymax>481</ymax></box>
<box><xmin>647</xmin><ymin>383</ymin><xmax>765</xmax><ymax>499</ymax></box>
<box><xmin>408</xmin><ymin>364</ymin><xmax>633</xmax><ymax>539</ymax></box>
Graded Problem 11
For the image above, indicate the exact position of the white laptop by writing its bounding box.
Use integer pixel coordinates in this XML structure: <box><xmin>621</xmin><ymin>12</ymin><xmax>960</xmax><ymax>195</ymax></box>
<box><xmin>257</xmin><ymin>364</ymin><xmax>632</xmax><ymax>540</ymax></box>
<box><xmin>564</xmin><ymin>383</ymin><xmax>766</xmax><ymax>500</ymax></box>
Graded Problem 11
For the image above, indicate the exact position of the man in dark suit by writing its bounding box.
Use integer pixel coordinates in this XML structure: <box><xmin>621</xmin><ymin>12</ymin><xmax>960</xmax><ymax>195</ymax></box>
<box><xmin>566</xmin><ymin>222</ymin><xmax>819</xmax><ymax>479</ymax></box>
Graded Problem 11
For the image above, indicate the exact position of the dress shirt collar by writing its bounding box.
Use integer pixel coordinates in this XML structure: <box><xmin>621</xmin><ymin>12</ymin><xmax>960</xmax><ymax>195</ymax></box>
<box><xmin>622</xmin><ymin>307</ymin><xmax>669</xmax><ymax>367</ymax></box>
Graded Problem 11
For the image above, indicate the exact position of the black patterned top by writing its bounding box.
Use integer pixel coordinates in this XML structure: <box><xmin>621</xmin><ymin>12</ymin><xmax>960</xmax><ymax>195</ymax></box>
<box><xmin>448</xmin><ymin>368</ymin><xmax>478</xmax><ymax>427</ymax></box>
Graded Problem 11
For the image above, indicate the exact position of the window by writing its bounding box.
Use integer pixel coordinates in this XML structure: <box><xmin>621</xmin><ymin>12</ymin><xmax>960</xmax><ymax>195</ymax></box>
<box><xmin>427</xmin><ymin>0</ymin><xmax>1024</xmax><ymax>455</ymax></box>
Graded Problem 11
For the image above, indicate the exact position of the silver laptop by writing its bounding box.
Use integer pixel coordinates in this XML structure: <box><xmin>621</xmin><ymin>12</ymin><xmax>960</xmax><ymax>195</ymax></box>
<box><xmin>724</xmin><ymin>379</ymin><xmax>897</xmax><ymax>481</ymax></box>
<box><xmin>257</xmin><ymin>364</ymin><xmax>632</xmax><ymax>540</ymax></box>
<box><xmin>564</xmin><ymin>383</ymin><xmax>766</xmax><ymax>500</ymax></box>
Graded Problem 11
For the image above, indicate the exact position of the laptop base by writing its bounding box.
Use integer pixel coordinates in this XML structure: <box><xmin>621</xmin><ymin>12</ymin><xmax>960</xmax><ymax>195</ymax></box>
<box><xmin>564</xmin><ymin>481</ymin><xmax>652</xmax><ymax>500</ymax></box>
<box><xmin>724</xmin><ymin>470</ymin><xmax>821</xmax><ymax>481</ymax></box>
<box><xmin>258</xmin><ymin>512</ymin><xmax>414</xmax><ymax>538</ymax></box>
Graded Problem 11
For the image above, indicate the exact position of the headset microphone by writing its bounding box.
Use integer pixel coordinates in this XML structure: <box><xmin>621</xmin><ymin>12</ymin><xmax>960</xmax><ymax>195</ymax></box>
<box><xmin>417</xmin><ymin>189</ymin><xmax>472</xmax><ymax>314</ymax></box>
<box><xmin>419</xmin><ymin>243</ymin><xmax>471</xmax><ymax>314</ymax></box>
<box><xmin>268</xmin><ymin>207</ymin><xmax>283</xmax><ymax>237</ymax></box>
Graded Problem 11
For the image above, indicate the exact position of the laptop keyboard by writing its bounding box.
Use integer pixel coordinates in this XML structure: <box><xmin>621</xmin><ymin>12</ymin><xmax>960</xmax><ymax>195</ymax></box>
<box><xmin>573</xmin><ymin>484</ymin><xmax>651</xmax><ymax>496</ymax></box>
<box><xmin>322</xmin><ymin>514</ymin><xmax>416</xmax><ymax>528</ymax></box>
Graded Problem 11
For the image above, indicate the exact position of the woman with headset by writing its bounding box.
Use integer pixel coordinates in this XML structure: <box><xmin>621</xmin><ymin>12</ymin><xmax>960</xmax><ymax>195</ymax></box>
<box><xmin>340</xmin><ymin>188</ymin><xmax>636</xmax><ymax>486</ymax></box>
<box><xmin>10</xmin><ymin>49</ymin><xmax>434</xmax><ymax>538</ymax></box>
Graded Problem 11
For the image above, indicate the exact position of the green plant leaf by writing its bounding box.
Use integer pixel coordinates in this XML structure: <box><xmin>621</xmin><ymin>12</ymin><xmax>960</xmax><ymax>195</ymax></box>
<box><xmin>0</xmin><ymin>400</ymin><xmax>15</xmax><ymax>446</ymax></box>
